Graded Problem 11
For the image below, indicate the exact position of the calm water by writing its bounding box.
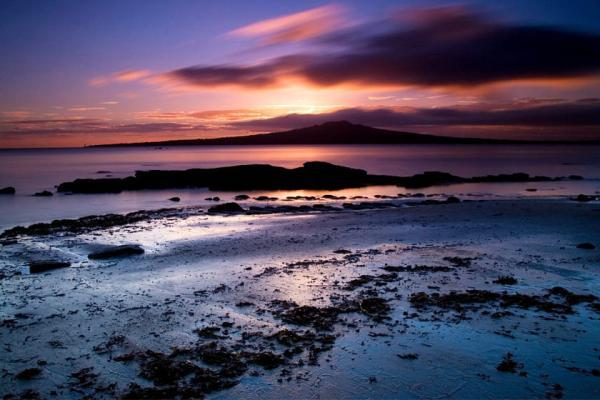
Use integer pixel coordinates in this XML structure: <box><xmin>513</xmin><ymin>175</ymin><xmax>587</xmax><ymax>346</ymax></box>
<box><xmin>1</xmin><ymin>144</ymin><xmax>599</xmax><ymax>229</ymax></box>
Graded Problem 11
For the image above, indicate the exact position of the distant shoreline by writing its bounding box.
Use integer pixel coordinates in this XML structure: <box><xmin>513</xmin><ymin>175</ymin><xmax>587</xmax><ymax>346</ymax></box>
<box><xmin>84</xmin><ymin>121</ymin><xmax>600</xmax><ymax>148</ymax></box>
<box><xmin>2</xmin><ymin>141</ymin><xmax>600</xmax><ymax>151</ymax></box>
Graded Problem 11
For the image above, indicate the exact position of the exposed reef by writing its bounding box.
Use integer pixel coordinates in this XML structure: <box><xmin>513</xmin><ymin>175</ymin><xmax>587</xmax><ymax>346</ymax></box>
<box><xmin>55</xmin><ymin>161</ymin><xmax>565</xmax><ymax>194</ymax></box>
<box><xmin>0</xmin><ymin>186</ymin><xmax>15</xmax><ymax>195</ymax></box>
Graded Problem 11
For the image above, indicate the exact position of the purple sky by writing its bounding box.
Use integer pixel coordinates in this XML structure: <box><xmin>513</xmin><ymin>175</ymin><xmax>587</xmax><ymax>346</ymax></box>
<box><xmin>1</xmin><ymin>0</ymin><xmax>600</xmax><ymax>147</ymax></box>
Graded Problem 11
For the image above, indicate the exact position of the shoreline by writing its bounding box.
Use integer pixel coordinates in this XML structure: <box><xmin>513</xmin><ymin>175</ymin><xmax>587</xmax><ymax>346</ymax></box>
<box><xmin>1</xmin><ymin>199</ymin><xmax>599</xmax><ymax>399</ymax></box>
<box><xmin>2</xmin><ymin>194</ymin><xmax>597</xmax><ymax>239</ymax></box>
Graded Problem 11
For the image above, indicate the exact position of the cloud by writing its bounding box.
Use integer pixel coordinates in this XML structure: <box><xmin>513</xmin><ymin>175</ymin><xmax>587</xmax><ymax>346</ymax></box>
<box><xmin>0</xmin><ymin>111</ymin><xmax>33</xmax><ymax>119</ymax></box>
<box><xmin>4</xmin><ymin>100</ymin><xmax>600</xmax><ymax>145</ymax></box>
<box><xmin>0</xmin><ymin>119</ymin><xmax>212</xmax><ymax>147</ymax></box>
<box><xmin>0</xmin><ymin>118</ymin><xmax>206</xmax><ymax>136</ymax></box>
<box><xmin>89</xmin><ymin>70</ymin><xmax>151</xmax><ymax>86</ymax></box>
<box><xmin>230</xmin><ymin>99</ymin><xmax>600</xmax><ymax>132</ymax></box>
<box><xmin>68</xmin><ymin>106</ymin><xmax>106</xmax><ymax>112</ymax></box>
<box><xmin>190</xmin><ymin>108</ymin><xmax>279</xmax><ymax>122</ymax></box>
<box><xmin>368</xmin><ymin>96</ymin><xmax>396</xmax><ymax>101</ymax></box>
<box><xmin>228</xmin><ymin>4</ymin><xmax>346</xmax><ymax>45</ymax></box>
<box><xmin>161</xmin><ymin>6</ymin><xmax>600</xmax><ymax>90</ymax></box>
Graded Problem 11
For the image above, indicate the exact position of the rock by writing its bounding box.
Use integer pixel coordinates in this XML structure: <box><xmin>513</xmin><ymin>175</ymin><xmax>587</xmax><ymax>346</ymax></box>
<box><xmin>245</xmin><ymin>352</ymin><xmax>284</xmax><ymax>369</ymax></box>
<box><xmin>398</xmin><ymin>171</ymin><xmax>464</xmax><ymax>188</ymax></box>
<box><xmin>359</xmin><ymin>297</ymin><xmax>390</xmax><ymax>319</ymax></box>
<box><xmin>57</xmin><ymin>178</ymin><xmax>125</xmax><ymax>193</ymax></box>
<box><xmin>29</xmin><ymin>260</ymin><xmax>71</xmax><ymax>274</ymax></box>
<box><xmin>168</xmin><ymin>196</ymin><xmax>180</xmax><ymax>202</ymax></box>
<box><xmin>576</xmin><ymin>242</ymin><xmax>596</xmax><ymax>250</ymax></box>
<box><xmin>546</xmin><ymin>286</ymin><xmax>597</xmax><ymax>305</ymax></box>
<box><xmin>445</xmin><ymin>196</ymin><xmax>461</xmax><ymax>203</ymax></box>
<box><xmin>333</xmin><ymin>249</ymin><xmax>352</xmax><ymax>254</ymax></box>
<box><xmin>255</xmin><ymin>196</ymin><xmax>278</xmax><ymax>201</ymax></box>
<box><xmin>409</xmin><ymin>288</ymin><xmax>597</xmax><ymax>315</ymax></box>
<box><xmin>496</xmin><ymin>353</ymin><xmax>522</xmax><ymax>373</ymax></box>
<box><xmin>56</xmin><ymin>162</ymin><xmax>568</xmax><ymax>194</ymax></box>
<box><xmin>322</xmin><ymin>194</ymin><xmax>346</xmax><ymax>200</ymax></box>
<box><xmin>493</xmin><ymin>276</ymin><xmax>518</xmax><ymax>285</ymax></box>
<box><xmin>568</xmin><ymin>175</ymin><xmax>583</xmax><ymax>180</ymax></box>
<box><xmin>472</xmin><ymin>172</ymin><xmax>553</xmax><ymax>183</ymax></box>
<box><xmin>382</xmin><ymin>265</ymin><xmax>452</xmax><ymax>273</ymax></box>
<box><xmin>15</xmin><ymin>367</ymin><xmax>42</xmax><ymax>380</ymax></box>
<box><xmin>397</xmin><ymin>353</ymin><xmax>419</xmax><ymax>360</ymax></box>
<box><xmin>0</xmin><ymin>186</ymin><xmax>15</xmax><ymax>195</ymax></box>
<box><xmin>234</xmin><ymin>194</ymin><xmax>250</xmax><ymax>200</ymax></box>
<box><xmin>1</xmin><ymin>208</ymin><xmax>178</xmax><ymax>238</ymax></box>
<box><xmin>205</xmin><ymin>196</ymin><xmax>220</xmax><ymax>201</ymax></box>
<box><xmin>33</xmin><ymin>190</ymin><xmax>53</xmax><ymax>197</ymax></box>
<box><xmin>342</xmin><ymin>202</ymin><xmax>397</xmax><ymax>210</ymax></box>
<box><xmin>443</xmin><ymin>256</ymin><xmax>473</xmax><ymax>267</ymax></box>
<box><xmin>574</xmin><ymin>194</ymin><xmax>596</xmax><ymax>202</ymax></box>
<box><xmin>88</xmin><ymin>244</ymin><xmax>144</xmax><ymax>259</ymax></box>
<box><xmin>208</xmin><ymin>202</ymin><xmax>245</xmax><ymax>213</ymax></box>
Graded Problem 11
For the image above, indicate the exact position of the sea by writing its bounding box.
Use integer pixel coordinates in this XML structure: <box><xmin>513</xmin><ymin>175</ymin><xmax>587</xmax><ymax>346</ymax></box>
<box><xmin>1</xmin><ymin>144</ymin><xmax>599</xmax><ymax>230</ymax></box>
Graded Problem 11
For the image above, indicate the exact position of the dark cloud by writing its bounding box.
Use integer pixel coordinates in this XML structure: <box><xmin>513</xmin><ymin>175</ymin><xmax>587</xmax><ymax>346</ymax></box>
<box><xmin>0</xmin><ymin>120</ymin><xmax>206</xmax><ymax>136</ymax></box>
<box><xmin>231</xmin><ymin>100</ymin><xmax>600</xmax><ymax>132</ymax></box>
<box><xmin>171</xmin><ymin>65</ymin><xmax>279</xmax><ymax>88</ymax></box>
<box><xmin>166</xmin><ymin>7</ymin><xmax>600</xmax><ymax>89</ymax></box>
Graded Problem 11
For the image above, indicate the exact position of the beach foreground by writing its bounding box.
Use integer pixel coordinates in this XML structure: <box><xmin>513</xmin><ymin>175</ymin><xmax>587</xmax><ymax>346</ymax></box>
<box><xmin>1</xmin><ymin>199</ymin><xmax>599</xmax><ymax>399</ymax></box>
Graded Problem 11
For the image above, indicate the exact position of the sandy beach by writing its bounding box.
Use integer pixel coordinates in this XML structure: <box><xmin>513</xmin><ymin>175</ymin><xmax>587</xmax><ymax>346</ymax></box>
<box><xmin>1</xmin><ymin>198</ymin><xmax>598</xmax><ymax>399</ymax></box>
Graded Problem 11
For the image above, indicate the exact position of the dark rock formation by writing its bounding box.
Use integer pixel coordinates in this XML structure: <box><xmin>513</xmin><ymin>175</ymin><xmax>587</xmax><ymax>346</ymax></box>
<box><xmin>33</xmin><ymin>190</ymin><xmax>53</xmax><ymax>197</ymax></box>
<box><xmin>573</xmin><ymin>194</ymin><xmax>597</xmax><ymax>202</ymax></box>
<box><xmin>168</xmin><ymin>197</ymin><xmax>180</xmax><ymax>202</ymax></box>
<box><xmin>88</xmin><ymin>244</ymin><xmax>144</xmax><ymax>259</ymax></box>
<box><xmin>15</xmin><ymin>368</ymin><xmax>42</xmax><ymax>380</ymax></box>
<box><xmin>576</xmin><ymin>242</ymin><xmax>596</xmax><ymax>250</ymax></box>
<box><xmin>255</xmin><ymin>196</ymin><xmax>278</xmax><ymax>201</ymax></box>
<box><xmin>471</xmin><ymin>172</ymin><xmax>555</xmax><ymax>183</ymax></box>
<box><xmin>493</xmin><ymin>276</ymin><xmax>518</xmax><ymax>285</ymax></box>
<box><xmin>57</xmin><ymin>178</ymin><xmax>129</xmax><ymax>193</ymax></box>
<box><xmin>1</xmin><ymin>208</ymin><xmax>180</xmax><ymax>238</ymax></box>
<box><xmin>56</xmin><ymin>161</ymin><xmax>564</xmax><ymax>194</ymax></box>
<box><xmin>396</xmin><ymin>171</ymin><xmax>464</xmax><ymax>188</ymax></box>
<box><xmin>208</xmin><ymin>202</ymin><xmax>245</xmax><ymax>214</ymax></box>
<box><xmin>0</xmin><ymin>186</ymin><xmax>15</xmax><ymax>195</ymax></box>
<box><xmin>29</xmin><ymin>260</ymin><xmax>71</xmax><ymax>273</ymax></box>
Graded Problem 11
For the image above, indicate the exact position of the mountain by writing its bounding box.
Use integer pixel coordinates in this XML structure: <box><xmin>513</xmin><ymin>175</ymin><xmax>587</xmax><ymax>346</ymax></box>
<box><xmin>90</xmin><ymin>121</ymin><xmax>521</xmax><ymax>147</ymax></box>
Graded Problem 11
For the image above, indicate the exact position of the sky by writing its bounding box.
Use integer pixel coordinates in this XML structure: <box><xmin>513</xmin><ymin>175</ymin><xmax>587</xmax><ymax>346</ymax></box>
<box><xmin>1</xmin><ymin>0</ymin><xmax>600</xmax><ymax>147</ymax></box>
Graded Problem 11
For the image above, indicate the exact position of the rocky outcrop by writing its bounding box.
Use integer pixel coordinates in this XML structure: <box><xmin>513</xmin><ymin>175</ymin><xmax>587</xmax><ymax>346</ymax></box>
<box><xmin>29</xmin><ymin>260</ymin><xmax>71</xmax><ymax>273</ymax></box>
<box><xmin>576</xmin><ymin>242</ymin><xmax>596</xmax><ymax>250</ymax></box>
<box><xmin>0</xmin><ymin>208</ymin><xmax>181</xmax><ymax>238</ymax></box>
<box><xmin>33</xmin><ymin>190</ymin><xmax>53</xmax><ymax>197</ymax></box>
<box><xmin>573</xmin><ymin>194</ymin><xmax>598</xmax><ymax>202</ymax></box>
<box><xmin>88</xmin><ymin>244</ymin><xmax>144</xmax><ymax>260</ymax></box>
<box><xmin>208</xmin><ymin>202</ymin><xmax>245</xmax><ymax>214</ymax></box>
<box><xmin>56</xmin><ymin>161</ymin><xmax>565</xmax><ymax>194</ymax></box>
<box><xmin>0</xmin><ymin>187</ymin><xmax>15</xmax><ymax>195</ymax></box>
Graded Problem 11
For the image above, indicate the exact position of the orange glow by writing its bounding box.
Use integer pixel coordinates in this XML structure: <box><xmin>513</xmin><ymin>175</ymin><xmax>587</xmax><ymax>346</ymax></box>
<box><xmin>89</xmin><ymin>70</ymin><xmax>151</xmax><ymax>87</ymax></box>
<box><xmin>228</xmin><ymin>5</ymin><xmax>346</xmax><ymax>44</ymax></box>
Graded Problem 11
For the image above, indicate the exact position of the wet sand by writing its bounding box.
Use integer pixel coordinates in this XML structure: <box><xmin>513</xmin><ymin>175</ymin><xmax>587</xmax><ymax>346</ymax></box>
<box><xmin>1</xmin><ymin>199</ymin><xmax>599</xmax><ymax>399</ymax></box>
